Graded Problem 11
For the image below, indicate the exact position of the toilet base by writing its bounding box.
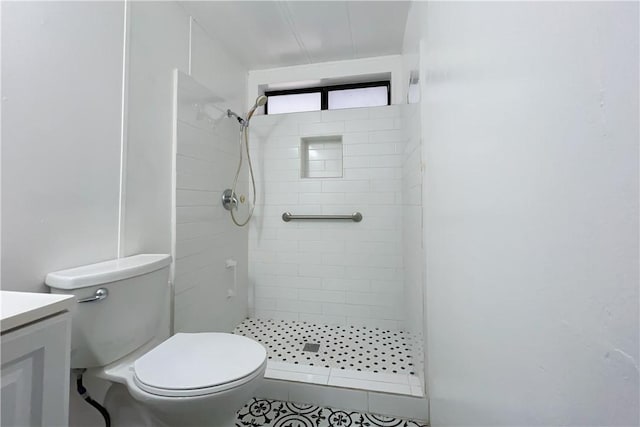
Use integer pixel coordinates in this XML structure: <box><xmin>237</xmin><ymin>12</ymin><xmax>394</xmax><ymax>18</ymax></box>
<box><xmin>104</xmin><ymin>384</ymin><xmax>239</xmax><ymax>427</ymax></box>
<box><xmin>104</xmin><ymin>384</ymin><xmax>168</xmax><ymax>427</ymax></box>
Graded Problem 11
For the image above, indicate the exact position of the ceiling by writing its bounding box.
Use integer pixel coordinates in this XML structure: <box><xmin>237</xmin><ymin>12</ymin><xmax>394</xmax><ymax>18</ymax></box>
<box><xmin>181</xmin><ymin>1</ymin><xmax>411</xmax><ymax>70</ymax></box>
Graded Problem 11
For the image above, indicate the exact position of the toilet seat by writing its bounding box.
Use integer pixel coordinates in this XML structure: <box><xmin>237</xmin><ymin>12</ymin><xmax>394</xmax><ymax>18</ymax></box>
<box><xmin>132</xmin><ymin>332</ymin><xmax>267</xmax><ymax>398</ymax></box>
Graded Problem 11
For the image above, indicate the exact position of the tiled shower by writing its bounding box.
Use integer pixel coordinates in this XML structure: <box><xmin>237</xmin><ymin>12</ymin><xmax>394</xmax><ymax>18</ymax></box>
<box><xmin>243</xmin><ymin>103</ymin><xmax>425</xmax><ymax>393</ymax></box>
<box><xmin>172</xmin><ymin>71</ymin><xmax>249</xmax><ymax>334</ymax></box>
<box><xmin>171</xmin><ymin>72</ymin><xmax>427</xmax><ymax>418</ymax></box>
<box><xmin>248</xmin><ymin>105</ymin><xmax>409</xmax><ymax>329</ymax></box>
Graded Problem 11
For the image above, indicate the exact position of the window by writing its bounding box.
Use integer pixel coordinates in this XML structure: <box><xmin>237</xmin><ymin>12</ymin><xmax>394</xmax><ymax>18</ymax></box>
<box><xmin>266</xmin><ymin>92</ymin><xmax>321</xmax><ymax>115</ymax></box>
<box><xmin>328</xmin><ymin>86</ymin><xmax>388</xmax><ymax>110</ymax></box>
<box><xmin>265</xmin><ymin>81</ymin><xmax>390</xmax><ymax>115</ymax></box>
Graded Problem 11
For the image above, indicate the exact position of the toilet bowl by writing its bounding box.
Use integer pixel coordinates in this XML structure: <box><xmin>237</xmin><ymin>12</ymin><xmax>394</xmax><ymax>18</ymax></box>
<box><xmin>46</xmin><ymin>254</ymin><xmax>266</xmax><ymax>426</ymax></box>
<box><xmin>100</xmin><ymin>333</ymin><xmax>267</xmax><ymax>427</ymax></box>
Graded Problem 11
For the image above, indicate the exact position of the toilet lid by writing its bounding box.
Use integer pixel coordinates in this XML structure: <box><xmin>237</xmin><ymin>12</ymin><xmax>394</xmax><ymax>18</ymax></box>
<box><xmin>133</xmin><ymin>333</ymin><xmax>266</xmax><ymax>396</ymax></box>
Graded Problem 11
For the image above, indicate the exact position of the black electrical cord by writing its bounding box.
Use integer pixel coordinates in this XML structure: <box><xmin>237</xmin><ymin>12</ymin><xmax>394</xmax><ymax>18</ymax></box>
<box><xmin>76</xmin><ymin>371</ymin><xmax>111</xmax><ymax>427</ymax></box>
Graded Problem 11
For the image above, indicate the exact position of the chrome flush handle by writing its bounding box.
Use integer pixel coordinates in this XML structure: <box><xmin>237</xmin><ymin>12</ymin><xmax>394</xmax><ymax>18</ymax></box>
<box><xmin>77</xmin><ymin>288</ymin><xmax>109</xmax><ymax>303</ymax></box>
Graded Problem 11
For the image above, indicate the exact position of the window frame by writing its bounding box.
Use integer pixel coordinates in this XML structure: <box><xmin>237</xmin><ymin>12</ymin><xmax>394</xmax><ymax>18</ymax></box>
<box><xmin>264</xmin><ymin>80</ymin><xmax>390</xmax><ymax>114</ymax></box>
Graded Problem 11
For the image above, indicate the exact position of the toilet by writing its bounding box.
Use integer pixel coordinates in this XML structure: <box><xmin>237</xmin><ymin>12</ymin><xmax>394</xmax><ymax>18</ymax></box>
<box><xmin>45</xmin><ymin>254</ymin><xmax>266</xmax><ymax>427</ymax></box>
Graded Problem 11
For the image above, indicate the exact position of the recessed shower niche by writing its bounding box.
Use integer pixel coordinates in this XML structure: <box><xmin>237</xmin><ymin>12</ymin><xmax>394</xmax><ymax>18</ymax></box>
<box><xmin>300</xmin><ymin>135</ymin><xmax>343</xmax><ymax>178</ymax></box>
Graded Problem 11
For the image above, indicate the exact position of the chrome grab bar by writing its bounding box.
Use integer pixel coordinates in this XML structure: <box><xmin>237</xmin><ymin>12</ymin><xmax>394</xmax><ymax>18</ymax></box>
<box><xmin>282</xmin><ymin>212</ymin><xmax>363</xmax><ymax>222</ymax></box>
<box><xmin>77</xmin><ymin>288</ymin><xmax>109</xmax><ymax>303</ymax></box>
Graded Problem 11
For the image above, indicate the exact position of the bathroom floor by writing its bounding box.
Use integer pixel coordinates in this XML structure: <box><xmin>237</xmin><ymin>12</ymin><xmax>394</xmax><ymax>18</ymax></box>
<box><xmin>233</xmin><ymin>318</ymin><xmax>416</xmax><ymax>375</ymax></box>
<box><xmin>236</xmin><ymin>398</ymin><xmax>428</xmax><ymax>427</ymax></box>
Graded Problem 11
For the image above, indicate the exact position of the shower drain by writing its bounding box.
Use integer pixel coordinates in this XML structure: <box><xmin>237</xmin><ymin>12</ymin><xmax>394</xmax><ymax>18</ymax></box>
<box><xmin>302</xmin><ymin>343</ymin><xmax>320</xmax><ymax>353</ymax></box>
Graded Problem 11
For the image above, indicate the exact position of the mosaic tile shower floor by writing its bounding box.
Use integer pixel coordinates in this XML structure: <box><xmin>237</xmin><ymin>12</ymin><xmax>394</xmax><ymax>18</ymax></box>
<box><xmin>233</xmin><ymin>318</ymin><xmax>416</xmax><ymax>375</ymax></box>
<box><xmin>236</xmin><ymin>398</ymin><xmax>428</xmax><ymax>427</ymax></box>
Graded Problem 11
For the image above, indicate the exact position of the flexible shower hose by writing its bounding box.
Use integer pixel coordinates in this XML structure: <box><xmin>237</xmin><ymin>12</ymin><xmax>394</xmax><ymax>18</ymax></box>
<box><xmin>229</xmin><ymin>126</ymin><xmax>256</xmax><ymax>227</ymax></box>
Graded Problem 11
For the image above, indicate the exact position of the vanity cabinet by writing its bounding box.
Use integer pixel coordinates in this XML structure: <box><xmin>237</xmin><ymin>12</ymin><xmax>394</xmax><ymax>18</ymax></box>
<box><xmin>1</xmin><ymin>292</ymin><xmax>74</xmax><ymax>427</ymax></box>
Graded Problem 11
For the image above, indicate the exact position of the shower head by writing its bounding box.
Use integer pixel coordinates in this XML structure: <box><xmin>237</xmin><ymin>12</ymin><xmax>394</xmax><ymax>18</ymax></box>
<box><xmin>227</xmin><ymin>95</ymin><xmax>268</xmax><ymax>129</ymax></box>
<box><xmin>255</xmin><ymin>95</ymin><xmax>268</xmax><ymax>107</ymax></box>
<box><xmin>246</xmin><ymin>95</ymin><xmax>268</xmax><ymax>122</ymax></box>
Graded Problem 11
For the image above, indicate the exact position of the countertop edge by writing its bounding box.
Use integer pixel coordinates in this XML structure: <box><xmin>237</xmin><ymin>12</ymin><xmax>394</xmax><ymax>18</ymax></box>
<box><xmin>1</xmin><ymin>291</ymin><xmax>76</xmax><ymax>334</ymax></box>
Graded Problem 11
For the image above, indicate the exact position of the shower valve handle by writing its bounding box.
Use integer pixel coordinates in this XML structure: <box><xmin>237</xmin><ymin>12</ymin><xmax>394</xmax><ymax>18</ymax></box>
<box><xmin>221</xmin><ymin>189</ymin><xmax>238</xmax><ymax>211</ymax></box>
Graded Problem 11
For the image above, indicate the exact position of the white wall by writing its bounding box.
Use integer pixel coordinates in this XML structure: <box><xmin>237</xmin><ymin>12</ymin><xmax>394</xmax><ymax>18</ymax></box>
<box><xmin>120</xmin><ymin>1</ymin><xmax>189</xmax><ymax>256</ymax></box>
<box><xmin>122</xmin><ymin>2</ymin><xmax>247</xmax><ymax>258</ymax></box>
<box><xmin>1</xmin><ymin>1</ymin><xmax>124</xmax><ymax>292</ymax></box>
<box><xmin>2</xmin><ymin>1</ymin><xmax>249</xmax><ymax>425</ymax></box>
<box><xmin>418</xmin><ymin>2</ymin><xmax>639</xmax><ymax>425</ymax></box>
<box><xmin>1</xmin><ymin>2</ymin><xmax>125</xmax><ymax>426</ymax></box>
<box><xmin>248</xmin><ymin>106</ymin><xmax>407</xmax><ymax>330</ymax></box>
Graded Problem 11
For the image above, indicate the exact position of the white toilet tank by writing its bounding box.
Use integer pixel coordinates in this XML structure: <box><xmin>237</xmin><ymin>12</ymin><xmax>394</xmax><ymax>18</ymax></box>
<box><xmin>45</xmin><ymin>254</ymin><xmax>171</xmax><ymax>369</ymax></box>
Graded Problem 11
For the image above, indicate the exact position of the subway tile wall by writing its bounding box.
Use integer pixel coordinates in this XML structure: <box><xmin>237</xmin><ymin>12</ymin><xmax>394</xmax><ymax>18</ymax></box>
<box><xmin>173</xmin><ymin>72</ymin><xmax>249</xmax><ymax>333</ymax></box>
<box><xmin>248</xmin><ymin>105</ymin><xmax>406</xmax><ymax>330</ymax></box>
